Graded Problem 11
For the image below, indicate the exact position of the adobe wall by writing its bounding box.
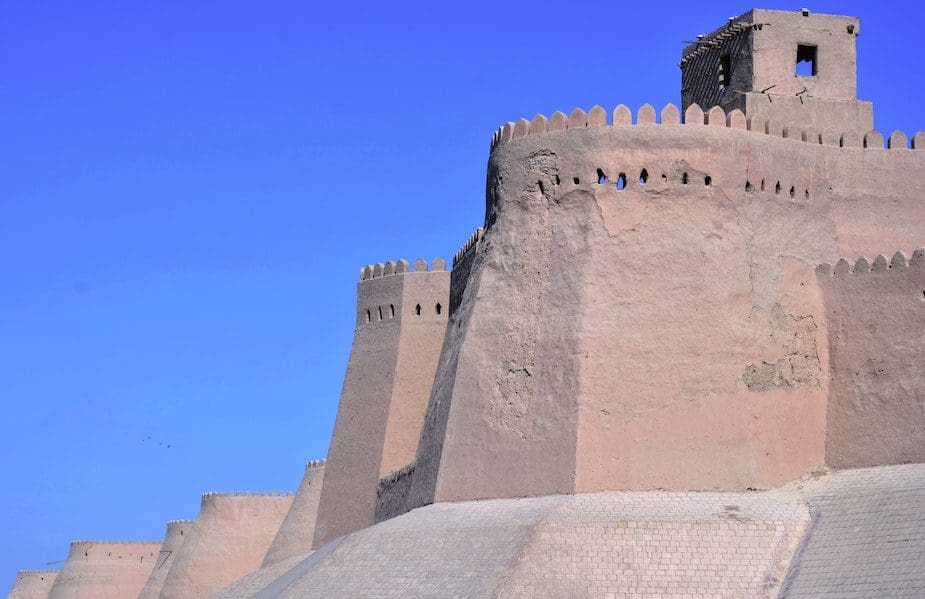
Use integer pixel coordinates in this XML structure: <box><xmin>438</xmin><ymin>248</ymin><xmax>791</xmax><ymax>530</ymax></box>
<box><xmin>47</xmin><ymin>540</ymin><xmax>161</xmax><ymax>599</ymax></box>
<box><xmin>262</xmin><ymin>460</ymin><xmax>325</xmax><ymax>567</ymax></box>
<box><xmin>312</xmin><ymin>260</ymin><xmax>449</xmax><ymax>547</ymax></box>
<box><xmin>411</xmin><ymin>103</ymin><xmax>925</xmax><ymax>506</ymax></box>
<box><xmin>817</xmin><ymin>251</ymin><xmax>925</xmax><ymax>468</ymax></box>
<box><xmin>7</xmin><ymin>570</ymin><xmax>57</xmax><ymax>599</ymax></box>
<box><xmin>158</xmin><ymin>492</ymin><xmax>293</xmax><ymax>599</ymax></box>
<box><xmin>137</xmin><ymin>519</ymin><xmax>193</xmax><ymax>599</ymax></box>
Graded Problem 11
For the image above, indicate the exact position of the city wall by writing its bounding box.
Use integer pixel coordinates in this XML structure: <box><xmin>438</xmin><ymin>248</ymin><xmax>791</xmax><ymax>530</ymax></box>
<box><xmin>47</xmin><ymin>540</ymin><xmax>162</xmax><ymax>599</ymax></box>
<box><xmin>817</xmin><ymin>250</ymin><xmax>925</xmax><ymax>468</ymax></box>
<box><xmin>137</xmin><ymin>519</ymin><xmax>193</xmax><ymax>599</ymax></box>
<box><xmin>7</xmin><ymin>571</ymin><xmax>57</xmax><ymax>599</ymax></box>
<box><xmin>411</xmin><ymin>103</ymin><xmax>925</xmax><ymax>507</ymax></box>
<box><xmin>262</xmin><ymin>460</ymin><xmax>325</xmax><ymax>567</ymax></box>
<box><xmin>312</xmin><ymin>260</ymin><xmax>449</xmax><ymax>547</ymax></box>
<box><xmin>158</xmin><ymin>492</ymin><xmax>293</xmax><ymax>599</ymax></box>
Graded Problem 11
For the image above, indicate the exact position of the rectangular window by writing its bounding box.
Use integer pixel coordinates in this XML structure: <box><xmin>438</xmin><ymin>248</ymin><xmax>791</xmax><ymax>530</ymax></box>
<box><xmin>719</xmin><ymin>54</ymin><xmax>731</xmax><ymax>88</ymax></box>
<box><xmin>796</xmin><ymin>44</ymin><xmax>817</xmax><ymax>76</ymax></box>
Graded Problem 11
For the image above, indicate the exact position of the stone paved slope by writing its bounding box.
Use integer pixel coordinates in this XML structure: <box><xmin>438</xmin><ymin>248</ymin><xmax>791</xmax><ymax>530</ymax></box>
<box><xmin>219</xmin><ymin>491</ymin><xmax>809</xmax><ymax>597</ymax></box>
<box><xmin>780</xmin><ymin>464</ymin><xmax>925</xmax><ymax>598</ymax></box>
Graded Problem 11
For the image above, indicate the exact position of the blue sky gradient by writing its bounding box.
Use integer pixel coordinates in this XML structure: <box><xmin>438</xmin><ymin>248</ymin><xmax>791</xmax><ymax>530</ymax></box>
<box><xmin>1</xmin><ymin>0</ymin><xmax>923</xmax><ymax>590</ymax></box>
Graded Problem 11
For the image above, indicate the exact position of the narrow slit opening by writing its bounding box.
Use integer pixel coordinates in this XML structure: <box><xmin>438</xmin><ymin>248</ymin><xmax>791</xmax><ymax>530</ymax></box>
<box><xmin>639</xmin><ymin>169</ymin><xmax>648</xmax><ymax>184</ymax></box>
<box><xmin>616</xmin><ymin>173</ymin><xmax>627</xmax><ymax>190</ymax></box>
<box><xmin>597</xmin><ymin>168</ymin><xmax>607</xmax><ymax>185</ymax></box>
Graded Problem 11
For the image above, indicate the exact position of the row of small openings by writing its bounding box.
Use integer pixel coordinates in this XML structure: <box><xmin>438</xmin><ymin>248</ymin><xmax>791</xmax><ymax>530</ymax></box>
<box><xmin>564</xmin><ymin>169</ymin><xmax>712</xmax><ymax>188</ymax></box>
<box><xmin>364</xmin><ymin>303</ymin><xmax>442</xmax><ymax>323</ymax></box>
<box><xmin>745</xmin><ymin>179</ymin><xmax>810</xmax><ymax>199</ymax></box>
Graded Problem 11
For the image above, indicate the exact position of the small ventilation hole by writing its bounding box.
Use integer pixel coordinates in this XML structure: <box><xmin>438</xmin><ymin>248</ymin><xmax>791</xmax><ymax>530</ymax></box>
<box><xmin>616</xmin><ymin>173</ymin><xmax>627</xmax><ymax>190</ymax></box>
<box><xmin>639</xmin><ymin>169</ymin><xmax>648</xmax><ymax>184</ymax></box>
<box><xmin>760</xmin><ymin>179</ymin><xmax>766</xmax><ymax>191</ymax></box>
<box><xmin>775</xmin><ymin>181</ymin><xmax>781</xmax><ymax>194</ymax></box>
<box><xmin>597</xmin><ymin>168</ymin><xmax>607</xmax><ymax>184</ymax></box>
<box><xmin>789</xmin><ymin>186</ymin><xmax>795</xmax><ymax>198</ymax></box>
<box><xmin>573</xmin><ymin>177</ymin><xmax>580</xmax><ymax>185</ymax></box>
<box><xmin>415</xmin><ymin>304</ymin><xmax>422</xmax><ymax>316</ymax></box>
<box><xmin>555</xmin><ymin>174</ymin><xmax>561</xmax><ymax>185</ymax></box>
<box><xmin>435</xmin><ymin>303</ymin><xmax>442</xmax><ymax>315</ymax></box>
<box><xmin>704</xmin><ymin>175</ymin><xmax>712</xmax><ymax>186</ymax></box>
<box><xmin>682</xmin><ymin>172</ymin><xmax>689</xmax><ymax>184</ymax></box>
<box><xmin>805</xmin><ymin>189</ymin><xmax>810</xmax><ymax>199</ymax></box>
<box><xmin>745</xmin><ymin>181</ymin><xmax>753</xmax><ymax>192</ymax></box>
<box><xmin>661</xmin><ymin>173</ymin><xmax>667</xmax><ymax>181</ymax></box>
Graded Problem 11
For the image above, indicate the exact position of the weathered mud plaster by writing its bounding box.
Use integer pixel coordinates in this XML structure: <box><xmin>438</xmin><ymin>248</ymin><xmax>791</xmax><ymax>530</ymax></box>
<box><xmin>312</xmin><ymin>260</ymin><xmax>450</xmax><ymax>547</ymax></box>
<box><xmin>158</xmin><ymin>493</ymin><xmax>292</xmax><ymax>599</ymax></box>
<box><xmin>818</xmin><ymin>250</ymin><xmax>925</xmax><ymax>468</ymax></box>
<box><xmin>263</xmin><ymin>460</ymin><xmax>325</xmax><ymax>566</ymax></box>
<box><xmin>137</xmin><ymin>519</ymin><xmax>192</xmax><ymax>599</ymax></box>
<box><xmin>48</xmin><ymin>541</ymin><xmax>161</xmax><ymax>599</ymax></box>
<box><xmin>7</xmin><ymin>570</ymin><xmax>57</xmax><ymax>599</ymax></box>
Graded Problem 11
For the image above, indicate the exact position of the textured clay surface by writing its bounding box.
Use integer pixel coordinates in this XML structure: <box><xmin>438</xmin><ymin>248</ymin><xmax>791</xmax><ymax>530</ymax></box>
<box><xmin>47</xmin><ymin>541</ymin><xmax>161</xmax><ymax>599</ymax></box>
<box><xmin>158</xmin><ymin>494</ymin><xmax>292</xmax><ymax>599</ymax></box>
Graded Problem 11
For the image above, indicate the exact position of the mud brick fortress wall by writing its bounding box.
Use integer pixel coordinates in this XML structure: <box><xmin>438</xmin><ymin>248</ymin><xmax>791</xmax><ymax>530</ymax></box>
<box><xmin>6</xmin><ymin>8</ymin><xmax>923</xmax><ymax>599</ymax></box>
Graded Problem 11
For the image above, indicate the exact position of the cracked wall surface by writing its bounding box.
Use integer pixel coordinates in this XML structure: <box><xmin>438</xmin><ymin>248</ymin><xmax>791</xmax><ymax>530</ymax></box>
<box><xmin>412</xmin><ymin>121</ymin><xmax>924</xmax><ymax>504</ymax></box>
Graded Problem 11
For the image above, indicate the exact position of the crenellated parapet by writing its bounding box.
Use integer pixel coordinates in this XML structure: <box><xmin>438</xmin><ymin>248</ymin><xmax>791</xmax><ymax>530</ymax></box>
<box><xmin>816</xmin><ymin>248</ymin><xmax>925</xmax><ymax>276</ymax></box>
<box><xmin>453</xmin><ymin>228</ymin><xmax>484</xmax><ymax>268</ymax></box>
<box><xmin>489</xmin><ymin>103</ymin><xmax>923</xmax><ymax>153</ymax></box>
<box><xmin>201</xmin><ymin>490</ymin><xmax>293</xmax><ymax>501</ymax></box>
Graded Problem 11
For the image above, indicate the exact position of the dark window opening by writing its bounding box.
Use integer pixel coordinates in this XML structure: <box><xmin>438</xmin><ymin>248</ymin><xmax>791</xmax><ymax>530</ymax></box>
<box><xmin>538</xmin><ymin>180</ymin><xmax>544</xmax><ymax>194</ymax></box>
<box><xmin>415</xmin><ymin>304</ymin><xmax>422</xmax><ymax>316</ymax></box>
<box><xmin>377</xmin><ymin>306</ymin><xmax>383</xmax><ymax>321</ymax></box>
<box><xmin>597</xmin><ymin>168</ymin><xmax>607</xmax><ymax>184</ymax></box>
<box><xmin>789</xmin><ymin>186</ymin><xmax>796</xmax><ymax>198</ymax></box>
<box><xmin>682</xmin><ymin>172</ymin><xmax>689</xmax><ymax>185</ymax></box>
<box><xmin>704</xmin><ymin>175</ymin><xmax>712</xmax><ymax>186</ymax></box>
<box><xmin>616</xmin><ymin>173</ymin><xmax>627</xmax><ymax>190</ymax></box>
<box><xmin>389</xmin><ymin>304</ymin><xmax>395</xmax><ymax>318</ymax></box>
<box><xmin>639</xmin><ymin>169</ymin><xmax>648</xmax><ymax>184</ymax></box>
<box><xmin>760</xmin><ymin>179</ymin><xmax>766</xmax><ymax>191</ymax></box>
<box><xmin>573</xmin><ymin>177</ymin><xmax>580</xmax><ymax>185</ymax></box>
<box><xmin>719</xmin><ymin>54</ymin><xmax>731</xmax><ymax>89</ymax></box>
<box><xmin>775</xmin><ymin>181</ymin><xmax>781</xmax><ymax>194</ymax></box>
<box><xmin>796</xmin><ymin>44</ymin><xmax>817</xmax><ymax>76</ymax></box>
<box><xmin>555</xmin><ymin>174</ymin><xmax>561</xmax><ymax>185</ymax></box>
<box><xmin>365</xmin><ymin>309</ymin><xmax>371</xmax><ymax>323</ymax></box>
<box><xmin>745</xmin><ymin>181</ymin><xmax>753</xmax><ymax>192</ymax></box>
<box><xmin>660</xmin><ymin>173</ymin><xmax>667</xmax><ymax>181</ymax></box>
<box><xmin>435</xmin><ymin>303</ymin><xmax>442</xmax><ymax>315</ymax></box>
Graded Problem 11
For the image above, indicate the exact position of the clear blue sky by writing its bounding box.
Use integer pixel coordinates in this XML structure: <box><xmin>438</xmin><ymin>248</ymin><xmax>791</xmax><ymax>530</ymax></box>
<box><xmin>1</xmin><ymin>0</ymin><xmax>922</xmax><ymax>589</ymax></box>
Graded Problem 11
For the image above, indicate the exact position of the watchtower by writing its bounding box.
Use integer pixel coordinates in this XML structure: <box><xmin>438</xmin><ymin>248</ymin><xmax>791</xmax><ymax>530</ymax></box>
<box><xmin>681</xmin><ymin>8</ymin><xmax>872</xmax><ymax>132</ymax></box>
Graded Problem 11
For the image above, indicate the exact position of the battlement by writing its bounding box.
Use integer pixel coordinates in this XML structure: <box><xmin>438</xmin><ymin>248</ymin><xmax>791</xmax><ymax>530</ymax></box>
<box><xmin>201</xmin><ymin>491</ymin><xmax>293</xmax><ymax>502</ymax></box>
<box><xmin>453</xmin><ymin>228</ymin><xmax>484</xmax><ymax>267</ymax></box>
<box><xmin>16</xmin><ymin>570</ymin><xmax>57</xmax><ymax>574</ymax></box>
<box><xmin>306</xmin><ymin>458</ymin><xmax>326</xmax><ymax>469</ymax></box>
<box><xmin>69</xmin><ymin>539</ymin><xmax>161</xmax><ymax>546</ymax></box>
<box><xmin>360</xmin><ymin>257</ymin><xmax>447</xmax><ymax>281</ymax></box>
<box><xmin>166</xmin><ymin>518</ymin><xmax>194</xmax><ymax>526</ymax></box>
<box><xmin>816</xmin><ymin>249</ymin><xmax>925</xmax><ymax>276</ymax></box>
<box><xmin>489</xmin><ymin>103</ymin><xmax>923</xmax><ymax>152</ymax></box>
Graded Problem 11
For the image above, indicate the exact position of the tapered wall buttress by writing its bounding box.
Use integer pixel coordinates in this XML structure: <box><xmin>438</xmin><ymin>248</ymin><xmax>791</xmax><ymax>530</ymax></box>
<box><xmin>312</xmin><ymin>260</ymin><xmax>450</xmax><ymax>547</ymax></box>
